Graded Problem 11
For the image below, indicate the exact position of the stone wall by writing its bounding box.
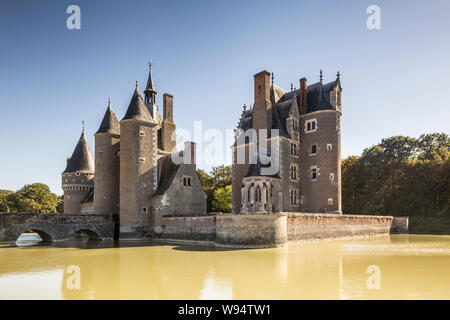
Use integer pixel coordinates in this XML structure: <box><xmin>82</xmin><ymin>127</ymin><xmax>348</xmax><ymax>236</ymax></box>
<box><xmin>287</xmin><ymin>213</ymin><xmax>393</xmax><ymax>242</ymax></box>
<box><xmin>216</xmin><ymin>214</ymin><xmax>287</xmax><ymax>248</ymax></box>
<box><xmin>152</xmin><ymin>214</ymin><xmax>216</xmax><ymax>241</ymax></box>
<box><xmin>390</xmin><ymin>217</ymin><xmax>409</xmax><ymax>234</ymax></box>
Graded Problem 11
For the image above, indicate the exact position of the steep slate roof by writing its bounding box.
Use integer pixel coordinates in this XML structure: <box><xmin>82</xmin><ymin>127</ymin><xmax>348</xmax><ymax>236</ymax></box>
<box><xmin>96</xmin><ymin>100</ymin><xmax>120</xmax><ymax>134</ymax></box>
<box><xmin>154</xmin><ymin>152</ymin><xmax>182</xmax><ymax>195</ymax></box>
<box><xmin>63</xmin><ymin>131</ymin><xmax>95</xmax><ymax>173</ymax></box>
<box><xmin>277</xmin><ymin>80</ymin><xmax>339</xmax><ymax>113</ymax></box>
<box><xmin>122</xmin><ymin>86</ymin><xmax>156</xmax><ymax>123</ymax></box>
<box><xmin>236</xmin><ymin>77</ymin><xmax>341</xmax><ymax>141</ymax></box>
<box><xmin>245</xmin><ymin>150</ymin><xmax>280</xmax><ymax>179</ymax></box>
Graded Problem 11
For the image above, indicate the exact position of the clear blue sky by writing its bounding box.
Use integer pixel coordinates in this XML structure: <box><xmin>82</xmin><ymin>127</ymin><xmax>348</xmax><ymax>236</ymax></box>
<box><xmin>0</xmin><ymin>0</ymin><xmax>449</xmax><ymax>195</ymax></box>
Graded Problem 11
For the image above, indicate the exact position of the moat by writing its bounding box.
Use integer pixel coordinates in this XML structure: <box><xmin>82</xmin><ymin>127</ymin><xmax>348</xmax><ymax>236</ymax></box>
<box><xmin>0</xmin><ymin>234</ymin><xmax>449</xmax><ymax>299</ymax></box>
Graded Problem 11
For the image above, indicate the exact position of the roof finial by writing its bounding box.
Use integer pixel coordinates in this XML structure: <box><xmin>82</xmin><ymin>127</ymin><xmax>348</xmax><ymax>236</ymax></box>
<box><xmin>290</xmin><ymin>83</ymin><xmax>293</xmax><ymax>91</ymax></box>
<box><xmin>243</xmin><ymin>103</ymin><xmax>247</xmax><ymax>111</ymax></box>
<box><xmin>320</xmin><ymin>69</ymin><xmax>323</xmax><ymax>83</ymax></box>
<box><xmin>149</xmin><ymin>59</ymin><xmax>152</xmax><ymax>69</ymax></box>
<box><xmin>135</xmin><ymin>80</ymin><xmax>138</xmax><ymax>90</ymax></box>
<box><xmin>82</xmin><ymin>120</ymin><xmax>85</xmax><ymax>133</ymax></box>
<box><xmin>108</xmin><ymin>97</ymin><xmax>111</xmax><ymax>107</ymax></box>
<box><xmin>336</xmin><ymin>71</ymin><xmax>340</xmax><ymax>81</ymax></box>
<box><xmin>271</xmin><ymin>72</ymin><xmax>274</xmax><ymax>86</ymax></box>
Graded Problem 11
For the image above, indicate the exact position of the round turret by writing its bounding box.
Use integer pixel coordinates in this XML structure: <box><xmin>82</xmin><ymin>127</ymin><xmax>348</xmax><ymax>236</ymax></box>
<box><xmin>62</xmin><ymin>129</ymin><xmax>95</xmax><ymax>214</ymax></box>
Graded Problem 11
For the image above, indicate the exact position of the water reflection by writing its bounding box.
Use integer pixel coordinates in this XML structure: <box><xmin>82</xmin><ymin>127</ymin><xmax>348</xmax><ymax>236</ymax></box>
<box><xmin>0</xmin><ymin>235</ymin><xmax>449</xmax><ymax>299</ymax></box>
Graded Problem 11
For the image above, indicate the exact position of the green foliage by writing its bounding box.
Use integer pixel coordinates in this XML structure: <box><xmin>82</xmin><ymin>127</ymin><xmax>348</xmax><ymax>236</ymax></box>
<box><xmin>212</xmin><ymin>185</ymin><xmax>232</xmax><ymax>213</ymax></box>
<box><xmin>342</xmin><ymin>133</ymin><xmax>450</xmax><ymax>217</ymax></box>
<box><xmin>6</xmin><ymin>183</ymin><xmax>59</xmax><ymax>213</ymax></box>
<box><xmin>197</xmin><ymin>165</ymin><xmax>232</xmax><ymax>212</ymax></box>
<box><xmin>0</xmin><ymin>190</ymin><xmax>13</xmax><ymax>212</ymax></box>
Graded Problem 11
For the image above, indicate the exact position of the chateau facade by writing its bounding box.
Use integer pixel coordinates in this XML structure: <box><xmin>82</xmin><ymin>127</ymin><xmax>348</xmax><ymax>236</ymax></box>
<box><xmin>232</xmin><ymin>70</ymin><xmax>342</xmax><ymax>214</ymax></box>
<box><xmin>62</xmin><ymin>63</ymin><xmax>207</xmax><ymax>239</ymax></box>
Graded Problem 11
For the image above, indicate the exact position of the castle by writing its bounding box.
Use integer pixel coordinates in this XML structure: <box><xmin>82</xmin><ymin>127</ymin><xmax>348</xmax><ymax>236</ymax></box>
<box><xmin>232</xmin><ymin>70</ymin><xmax>342</xmax><ymax>214</ymax></box>
<box><xmin>61</xmin><ymin>62</ymin><xmax>207</xmax><ymax>239</ymax></box>
<box><xmin>0</xmin><ymin>63</ymin><xmax>407</xmax><ymax>246</ymax></box>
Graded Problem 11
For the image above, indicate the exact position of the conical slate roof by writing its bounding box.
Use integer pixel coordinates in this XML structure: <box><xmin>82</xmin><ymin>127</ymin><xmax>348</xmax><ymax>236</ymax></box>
<box><xmin>121</xmin><ymin>85</ymin><xmax>156</xmax><ymax>123</ymax></box>
<box><xmin>63</xmin><ymin>131</ymin><xmax>95</xmax><ymax>173</ymax></box>
<box><xmin>144</xmin><ymin>63</ymin><xmax>156</xmax><ymax>94</ymax></box>
<box><xmin>96</xmin><ymin>100</ymin><xmax>120</xmax><ymax>134</ymax></box>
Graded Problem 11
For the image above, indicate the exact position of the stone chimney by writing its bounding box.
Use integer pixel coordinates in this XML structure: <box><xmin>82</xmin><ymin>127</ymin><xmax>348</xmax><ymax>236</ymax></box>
<box><xmin>162</xmin><ymin>93</ymin><xmax>176</xmax><ymax>152</ymax></box>
<box><xmin>163</xmin><ymin>93</ymin><xmax>173</xmax><ymax>122</ymax></box>
<box><xmin>252</xmin><ymin>70</ymin><xmax>272</xmax><ymax>132</ymax></box>
<box><xmin>299</xmin><ymin>77</ymin><xmax>307</xmax><ymax>114</ymax></box>
<box><xmin>183</xmin><ymin>141</ymin><xmax>196</xmax><ymax>167</ymax></box>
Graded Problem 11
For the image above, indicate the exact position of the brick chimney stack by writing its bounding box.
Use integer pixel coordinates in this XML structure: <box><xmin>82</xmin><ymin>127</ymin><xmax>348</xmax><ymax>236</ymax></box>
<box><xmin>299</xmin><ymin>77</ymin><xmax>307</xmax><ymax>114</ymax></box>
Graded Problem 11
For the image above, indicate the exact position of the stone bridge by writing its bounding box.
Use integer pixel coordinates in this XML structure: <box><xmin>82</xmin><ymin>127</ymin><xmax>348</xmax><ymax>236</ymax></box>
<box><xmin>0</xmin><ymin>213</ymin><xmax>117</xmax><ymax>243</ymax></box>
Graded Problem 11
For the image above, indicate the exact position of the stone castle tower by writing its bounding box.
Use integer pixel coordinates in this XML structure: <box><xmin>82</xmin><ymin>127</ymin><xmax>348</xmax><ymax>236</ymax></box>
<box><xmin>62</xmin><ymin>62</ymin><xmax>206</xmax><ymax>239</ymax></box>
<box><xmin>61</xmin><ymin>129</ymin><xmax>95</xmax><ymax>214</ymax></box>
<box><xmin>94</xmin><ymin>99</ymin><xmax>120</xmax><ymax>215</ymax></box>
<box><xmin>232</xmin><ymin>70</ymin><xmax>342</xmax><ymax>214</ymax></box>
<box><xmin>119</xmin><ymin>83</ymin><xmax>158</xmax><ymax>238</ymax></box>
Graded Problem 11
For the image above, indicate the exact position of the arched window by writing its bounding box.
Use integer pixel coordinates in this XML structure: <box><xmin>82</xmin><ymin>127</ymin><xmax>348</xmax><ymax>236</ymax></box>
<box><xmin>265</xmin><ymin>188</ymin><xmax>269</xmax><ymax>203</ymax></box>
<box><xmin>256</xmin><ymin>186</ymin><xmax>262</xmax><ymax>202</ymax></box>
<box><xmin>248</xmin><ymin>188</ymin><xmax>251</xmax><ymax>202</ymax></box>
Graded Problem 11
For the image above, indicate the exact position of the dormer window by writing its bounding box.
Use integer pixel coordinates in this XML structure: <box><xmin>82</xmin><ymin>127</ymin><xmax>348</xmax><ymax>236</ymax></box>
<box><xmin>292</xmin><ymin>119</ymin><xmax>299</xmax><ymax>132</ymax></box>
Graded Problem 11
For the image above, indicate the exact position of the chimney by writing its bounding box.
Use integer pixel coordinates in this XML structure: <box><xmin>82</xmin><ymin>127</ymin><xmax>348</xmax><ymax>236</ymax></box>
<box><xmin>163</xmin><ymin>93</ymin><xmax>173</xmax><ymax>122</ymax></box>
<box><xmin>254</xmin><ymin>70</ymin><xmax>271</xmax><ymax>104</ymax></box>
<box><xmin>299</xmin><ymin>77</ymin><xmax>307</xmax><ymax>114</ymax></box>
<box><xmin>183</xmin><ymin>141</ymin><xmax>196</xmax><ymax>166</ymax></box>
<box><xmin>252</xmin><ymin>70</ymin><xmax>272</xmax><ymax>131</ymax></box>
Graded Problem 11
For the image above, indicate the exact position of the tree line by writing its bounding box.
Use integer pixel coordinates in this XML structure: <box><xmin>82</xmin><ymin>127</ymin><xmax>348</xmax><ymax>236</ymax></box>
<box><xmin>0</xmin><ymin>183</ymin><xmax>63</xmax><ymax>213</ymax></box>
<box><xmin>342</xmin><ymin>133</ymin><xmax>449</xmax><ymax>217</ymax></box>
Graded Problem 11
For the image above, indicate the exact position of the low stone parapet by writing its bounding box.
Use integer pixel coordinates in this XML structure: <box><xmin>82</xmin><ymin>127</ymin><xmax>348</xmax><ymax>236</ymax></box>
<box><xmin>153</xmin><ymin>214</ymin><xmax>216</xmax><ymax>241</ymax></box>
<box><xmin>216</xmin><ymin>214</ymin><xmax>287</xmax><ymax>248</ymax></box>
<box><xmin>286</xmin><ymin>213</ymin><xmax>393</xmax><ymax>242</ymax></box>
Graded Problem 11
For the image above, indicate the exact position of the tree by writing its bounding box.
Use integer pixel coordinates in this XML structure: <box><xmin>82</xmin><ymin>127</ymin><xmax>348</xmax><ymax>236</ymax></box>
<box><xmin>210</xmin><ymin>165</ymin><xmax>232</xmax><ymax>189</ymax></box>
<box><xmin>0</xmin><ymin>190</ymin><xmax>13</xmax><ymax>212</ymax></box>
<box><xmin>212</xmin><ymin>185</ymin><xmax>232</xmax><ymax>213</ymax></box>
<box><xmin>197</xmin><ymin>165</ymin><xmax>232</xmax><ymax>212</ymax></box>
<box><xmin>7</xmin><ymin>183</ymin><xmax>58</xmax><ymax>213</ymax></box>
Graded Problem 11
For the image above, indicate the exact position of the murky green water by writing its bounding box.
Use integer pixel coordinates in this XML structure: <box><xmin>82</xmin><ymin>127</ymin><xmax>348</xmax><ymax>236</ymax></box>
<box><xmin>0</xmin><ymin>234</ymin><xmax>449</xmax><ymax>299</ymax></box>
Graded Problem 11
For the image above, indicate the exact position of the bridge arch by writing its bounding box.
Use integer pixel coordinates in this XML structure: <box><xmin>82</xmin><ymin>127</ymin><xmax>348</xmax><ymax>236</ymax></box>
<box><xmin>65</xmin><ymin>228</ymin><xmax>102</xmax><ymax>241</ymax></box>
<box><xmin>16</xmin><ymin>229</ymin><xmax>53</xmax><ymax>243</ymax></box>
